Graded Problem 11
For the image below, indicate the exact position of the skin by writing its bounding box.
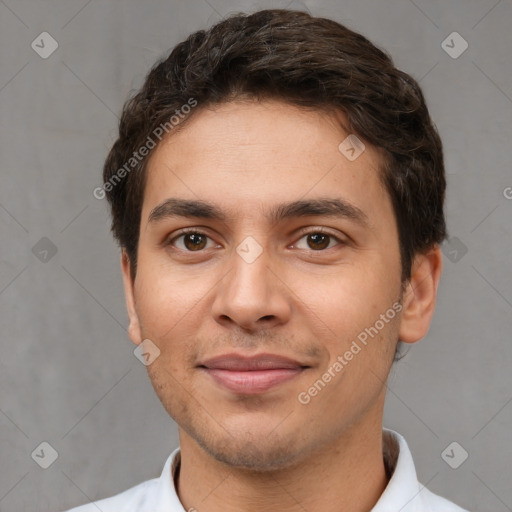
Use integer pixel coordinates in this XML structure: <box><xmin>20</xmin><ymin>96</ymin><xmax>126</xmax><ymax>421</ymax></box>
<box><xmin>121</xmin><ymin>99</ymin><xmax>442</xmax><ymax>512</ymax></box>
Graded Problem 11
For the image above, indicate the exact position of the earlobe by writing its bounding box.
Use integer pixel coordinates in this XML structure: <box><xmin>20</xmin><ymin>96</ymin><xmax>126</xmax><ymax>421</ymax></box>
<box><xmin>121</xmin><ymin>251</ymin><xmax>143</xmax><ymax>346</ymax></box>
<box><xmin>398</xmin><ymin>246</ymin><xmax>443</xmax><ymax>344</ymax></box>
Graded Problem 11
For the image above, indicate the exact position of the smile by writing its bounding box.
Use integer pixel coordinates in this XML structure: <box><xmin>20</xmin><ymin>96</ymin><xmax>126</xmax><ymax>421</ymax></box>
<box><xmin>199</xmin><ymin>353</ymin><xmax>308</xmax><ymax>394</ymax></box>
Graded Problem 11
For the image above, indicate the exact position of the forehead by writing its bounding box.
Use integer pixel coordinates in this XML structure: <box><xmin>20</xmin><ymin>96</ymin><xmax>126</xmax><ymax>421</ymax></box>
<box><xmin>142</xmin><ymin>99</ymin><xmax>392</xmax><ymax>227</ymax></box>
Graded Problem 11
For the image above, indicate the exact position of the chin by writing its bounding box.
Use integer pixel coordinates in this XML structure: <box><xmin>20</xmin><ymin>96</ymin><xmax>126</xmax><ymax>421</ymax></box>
<box><xmin>198</xmin><ymin>434</ymin><xmax>303</xmax><ymax>472</ymax></box>
<box><xmin>152</xmin><ymin>373</ymin><xmax>316</xmax><ymax>471</ymax></box>
<box><xmin>179</xmin><ymin>412</ymin><xmax>307</xmax><ymax>472</ymax></box>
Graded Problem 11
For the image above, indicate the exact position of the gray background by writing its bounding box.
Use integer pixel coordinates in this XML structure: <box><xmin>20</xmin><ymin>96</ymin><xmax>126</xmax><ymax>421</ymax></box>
<box><xmin>0</xmin><ymin>0</ymin><xmax>511</xmax><ymax>511</ymax></box>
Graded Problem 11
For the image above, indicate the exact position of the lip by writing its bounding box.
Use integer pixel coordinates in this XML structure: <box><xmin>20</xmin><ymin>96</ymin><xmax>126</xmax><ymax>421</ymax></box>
<box><xmin>199</xmin><ymin>353</ymin><xmax>308</xmax><ymax>394</ymax></box>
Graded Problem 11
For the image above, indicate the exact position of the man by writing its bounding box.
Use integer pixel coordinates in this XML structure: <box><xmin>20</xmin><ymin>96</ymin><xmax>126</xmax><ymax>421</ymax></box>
<box><xmin>69</xmin><ymin>8</ymin><xmax>468</xmax><ymax>512</ymax></box>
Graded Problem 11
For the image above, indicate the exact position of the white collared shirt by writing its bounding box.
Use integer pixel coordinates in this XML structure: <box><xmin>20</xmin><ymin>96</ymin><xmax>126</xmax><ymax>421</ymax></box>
<box><xmin>65</xmin><ymin>429</ymin><xmax>468</xmax><ymax>512</ymax></box>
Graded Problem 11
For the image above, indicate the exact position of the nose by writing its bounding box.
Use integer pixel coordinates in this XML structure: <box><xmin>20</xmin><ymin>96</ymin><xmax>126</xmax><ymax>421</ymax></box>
<box><xmin>211</xmin><ymin>248</ymin><xmax>292</xmax><ymax>332</ymax></box>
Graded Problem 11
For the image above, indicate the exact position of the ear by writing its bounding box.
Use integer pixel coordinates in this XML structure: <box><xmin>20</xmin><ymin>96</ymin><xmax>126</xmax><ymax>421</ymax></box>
<box><xmin>121</xmin><ymin>250</ymin><xmax>143</xmax><ymax>346</ymax></box>
<box><xmin>398</xmin><ymin>246</ymin><xmax>443</xmax><ymax>344</ymax></box>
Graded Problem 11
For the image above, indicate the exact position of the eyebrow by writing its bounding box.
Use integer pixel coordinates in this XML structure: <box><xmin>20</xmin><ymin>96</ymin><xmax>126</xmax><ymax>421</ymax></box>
<box><xmin>148</xmin><ymin>197</ymin><xmax>369</xmax><ymax>228</ymax></box>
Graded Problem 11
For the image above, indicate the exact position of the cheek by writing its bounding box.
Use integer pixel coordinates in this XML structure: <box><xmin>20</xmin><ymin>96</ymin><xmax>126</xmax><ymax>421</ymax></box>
<box><xmin>291</xmin><ymin>262</ymin><xmax>401</xmax><ymax>369</ymax></box>
<box><xmin>290</xmin><ymin>260</ymin><xmax>395</xmax><ymax>322</ymax></box>
<box><xmin>134</xmin><ymin>260</ymin><xmax>210</xmax><ymax>337</ymax></box>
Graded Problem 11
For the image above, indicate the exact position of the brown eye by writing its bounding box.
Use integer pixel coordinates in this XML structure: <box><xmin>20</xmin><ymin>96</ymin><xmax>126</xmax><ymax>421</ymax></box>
<box><xmin>293</xmin><ymin>230</ymin><xmax>342</xmax><ymax>251</ymax></box>
<box><xmin>306</xmin><ymin>233</ymin><xmax>331</xmax><ymax>250</ymax></box>
<box><xmin>182</xmin><ymin>233</ymin><xmax>207</xmax><ymax>251</ymax></box>
<box><xmin>170</xmin><ymin>231</ymin><xmax>215</xmax><ymax>251</ymax></box>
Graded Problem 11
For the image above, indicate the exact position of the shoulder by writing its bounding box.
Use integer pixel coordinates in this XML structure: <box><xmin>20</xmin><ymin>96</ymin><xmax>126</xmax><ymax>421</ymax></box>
<box><xmin>419</xmin><ymin>486</ymin><xmax>470</xmax><ymax>511</ymax></box>
<box><xmin>62</xmin><ymin>448</ymin><xmax>181</xmax><ymax>512</ymax></box>
<box><xmin>380</xmin><ymin>429</ymin><xmax>469</xmax><ymax>512</ymax></box>
<box><xmin>63</xmin><ymin>477</ymin><xmax>160</xmax><ymax>512</ymax></box>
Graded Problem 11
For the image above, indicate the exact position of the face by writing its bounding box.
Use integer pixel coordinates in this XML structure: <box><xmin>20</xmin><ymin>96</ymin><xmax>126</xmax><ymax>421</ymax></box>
<box><xmin>122</xmin><ymin>99</ymin><xmax>423</xmax><ymax>471</ymax></box>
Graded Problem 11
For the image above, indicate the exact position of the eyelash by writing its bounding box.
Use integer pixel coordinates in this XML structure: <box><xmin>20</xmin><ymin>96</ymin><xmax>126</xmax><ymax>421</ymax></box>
<box><xmin>165</xmin><ymin>227</ymin><xmax>345</xmax><ymax>252</ymax></box>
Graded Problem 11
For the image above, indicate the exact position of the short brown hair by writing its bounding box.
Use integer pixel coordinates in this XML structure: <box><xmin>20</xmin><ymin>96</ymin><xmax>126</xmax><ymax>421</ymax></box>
<box><xmin>103</xmin><ymin>8</ymin><xmax>446</xmax><ymax>285</ymax></box>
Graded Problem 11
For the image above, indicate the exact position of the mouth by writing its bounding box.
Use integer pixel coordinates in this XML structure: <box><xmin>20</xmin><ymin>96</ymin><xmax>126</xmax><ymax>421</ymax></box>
<box><xmin>198</xmin><ymin>353</ymin><xmax>309</xmax><ymax>395</ymax></box>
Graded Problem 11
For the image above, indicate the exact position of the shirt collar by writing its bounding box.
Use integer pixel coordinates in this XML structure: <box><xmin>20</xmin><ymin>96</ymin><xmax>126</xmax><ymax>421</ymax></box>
<box><xmin>151</xmin><ymin>428</ymin><xmax>429</xmax><ymax>512</ymax></box>
<box><xmin>373</xmin><ymin>428</ymin><xmax>425</xmax><ymax>511</ymax></box>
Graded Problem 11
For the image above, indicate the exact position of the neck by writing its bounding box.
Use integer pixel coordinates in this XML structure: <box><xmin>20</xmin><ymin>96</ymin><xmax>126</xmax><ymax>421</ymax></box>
<box><xmin>175</xmin><ymin>418</ymin><xmax>389</xmax><ymax>512</ymax></box>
